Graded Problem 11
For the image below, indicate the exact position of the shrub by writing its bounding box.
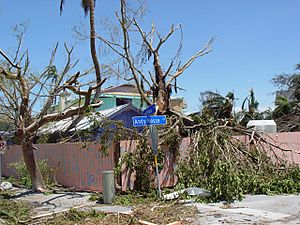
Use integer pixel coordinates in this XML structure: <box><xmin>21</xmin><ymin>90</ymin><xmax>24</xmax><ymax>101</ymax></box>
<box><xmin>8</xmin><ymin>160</ymin><xmax>54</xmax><ymax>188</ymax></box>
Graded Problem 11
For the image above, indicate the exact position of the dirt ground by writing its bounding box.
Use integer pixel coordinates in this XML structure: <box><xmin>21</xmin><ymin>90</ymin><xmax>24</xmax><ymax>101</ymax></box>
<box><xmin>1</xmin><ymin>187</ymin><xmax>300</xmax><ymax>224</ymax></box>
<box><xmin>0</xmin><ymin>187</ymin><xmax>198</xmax><ymax>225</ymax></box>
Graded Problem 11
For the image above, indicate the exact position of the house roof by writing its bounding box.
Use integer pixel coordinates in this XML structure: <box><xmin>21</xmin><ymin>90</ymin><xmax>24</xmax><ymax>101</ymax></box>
<box><xmin>101</xmin><ymin>84</ymin><xmax>152</xmax><ymax>96</ymax></box>
<box><xmin>101</xmin><ymin>84</ymin><xmax>140</xmax><ymax>95</ymax></box>
<box><xmin>38</xmin><ymin>104</ymin><xmax>140</xmax><ymax>134</ymax></box>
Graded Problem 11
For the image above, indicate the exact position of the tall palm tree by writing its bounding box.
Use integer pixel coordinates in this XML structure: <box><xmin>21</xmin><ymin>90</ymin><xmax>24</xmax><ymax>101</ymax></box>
<box><xmin>200</xmin><ymin>91</ymin><xmax>235</xmax><ymax>120</ymax></box>
<box><xmin>60</xmin><ymin>0</ymin><xmax>90</xmax><ymax>15</ymax></box>
<box><xmin>60</xmin><ymin>0</ymin><xmax>102</xmax><ymax>101</ymax></box>
<box><xmin>241</xmin><ymin>88</ymin><xmax>259</xmax><ymax>115</ymax></box>
<box><xmin>238</xmin><ymin>89</ymin><xmax>260</xmax><ymax>126</ymax></box>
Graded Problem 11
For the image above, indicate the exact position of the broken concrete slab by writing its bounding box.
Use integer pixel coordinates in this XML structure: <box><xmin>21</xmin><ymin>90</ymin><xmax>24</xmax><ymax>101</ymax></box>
<box><xmin>163</xmin><ymin>190</ymin><xmax>185</xmax><ymax>200</ymax></box>
<box><xmin>185</xmin><ymin>187</ymin><xmax>211</xmax><ymax>197</ymax></box>
<box><xmin>193</xmin><ymin>204</ymin><xmax>290</xmax><ymax>221</ymax></box>
<box><xmin>189</xmin><ymin>194</ymin><xmax>300</xmax><ymax>224</ymax></box>
<box><xmin>163</xmin><ymin>187</ymin><xmax>211</xmax><ymax>200</ymax></box>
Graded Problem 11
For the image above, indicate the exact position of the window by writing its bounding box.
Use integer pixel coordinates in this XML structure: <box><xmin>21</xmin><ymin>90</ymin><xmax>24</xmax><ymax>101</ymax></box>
<box><xmin>116</xmin><ymin>98</ymin><xmax>132</xmax><ymax>106</ymax></box>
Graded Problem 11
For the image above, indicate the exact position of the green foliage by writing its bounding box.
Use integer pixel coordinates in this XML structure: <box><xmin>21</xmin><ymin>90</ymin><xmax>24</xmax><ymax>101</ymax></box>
<box><xmin>8</xmin><ymin>160</ymin><xmax>54</xmax><ymax>188</ymax></box>
<box><xmin>164</xmin><ymin>128</ymin><xmax>181</xmax><ymax>158</ymax></box>
<box><xmin>45</xmin><ymin>208</ymin><xmax>105</xmax><ymax>225</ymax></box>
<box><xmin>113</xmin><ymin>191</ymin><xmax>158</xmax><ymax>206</ymax></box>
<box><xmin>115</xmin><ymin>126</ymin><xmax>180</xmax><ymax>193</ymax></box>
<box><xmin>115</xmin><ymin>138</ymin><xmax>153</xmax><ymax>192</ymax></box>
<box><xmin>88</xmin><ymin>192</ymin><xmax>102</xmax><ymax>202</ymax></box>
<box><xmin>131</xmin><ymin>138</ymin><xmax>154</xmax><ymax>192</ymax></box>
<box><xmin>207</xmin><ymin>161</ymin><xmax>243</xmax><ymax>202</ymax></box>
<box><xmin>0</xmin><ymin>198</ymin><xmax>32</xmax><ymax>224</ymax></box>
<box><xmin>200</xmin><ymin>91</ymin><xmax>235</xmax><ymax>120</ymax></box>
<box><xmin>271</xmin><ymin>66</ymin><xmax>300</xmax><ymax>102</ymax></box>
<box><xmin>36</xmin><ymin>133</ymin><xmax>51</xmax><ymax>144</ymax></box>
<box><xmin>176</xmin><ymin>125</ymin><xmax>300</xmax><ymax>202</ymax></box>
<box><xmin>273</xmin><ymin>96</ymin><xmax>296</xmax><ymax>119</ymax></box>
<box><xmin>66</xmin><ymin>208</ymin><xmax>104</xmax><ymax>222</ymax></box>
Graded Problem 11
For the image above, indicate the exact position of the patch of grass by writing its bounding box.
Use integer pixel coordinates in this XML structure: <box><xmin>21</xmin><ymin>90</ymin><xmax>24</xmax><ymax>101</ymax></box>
<box><xmin>0</xmin><ymin>198</ymin><xmax>32</xmax><ymax>224</ymax></box>
<box><xmin>88</xmin><ymin>192</ymin><xmax>102</xmax><ymax>202</ymax></box>
<box><xmin>0</xmin><ymin>189</ymin><xmax>16</xmax><ymax>199</ymax></box>
<box><xmin>133</xmin><ymin>203</ymin><xmax>197</xmax><ymax>224</ymax></box>
<box><xmin>113</xmin><ymin>190</ymin><xmax>158</xmax><ymax>206</ymax></box>
<box><xmin>43</xmin><ymin>209</ymin><xmax>106</xmax><ymax>225</ymax></box>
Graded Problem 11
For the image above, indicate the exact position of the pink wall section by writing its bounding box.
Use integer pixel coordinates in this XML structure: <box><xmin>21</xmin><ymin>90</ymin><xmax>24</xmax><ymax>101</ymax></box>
<box><xmin>2</xmin><ymin>143</ymin><xmax>116</xmax><ymax>192</ymax></box>
<box><xmin>233</xmin><ymin>132</ymin><xmax>300</xmax><ymax>165</ymax></box>
<box><xmin>119</xmin><ymin>138</ymin><xmax>191</xmax><ymax>191</ymax></box>
<box><xmin>2</xmin><ymin>132</ymin><xmax>300</xmax><ymax>192</ymax></box>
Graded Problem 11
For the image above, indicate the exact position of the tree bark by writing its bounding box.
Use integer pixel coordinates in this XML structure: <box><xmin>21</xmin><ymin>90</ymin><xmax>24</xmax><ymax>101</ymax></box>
<box><xmin>89</xmin><ymin>0</ymin><xmax>102</xmax><ymax>101</ymax></box>
<box><xmin>153</xmin><ymin>53</ymin><xmax>170</xmax><ymax>114</ymax></box>
<box><xmin>21</xmin><ymin>136</ymin><xmax>46</xmax><ymax>192</ymax></box>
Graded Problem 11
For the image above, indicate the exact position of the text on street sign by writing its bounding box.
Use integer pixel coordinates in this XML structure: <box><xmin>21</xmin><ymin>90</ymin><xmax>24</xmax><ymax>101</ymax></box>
<box><xmin>132</xmin><ymin>115</ymin><xmax>167</xmax><ymax>127</ymax></box>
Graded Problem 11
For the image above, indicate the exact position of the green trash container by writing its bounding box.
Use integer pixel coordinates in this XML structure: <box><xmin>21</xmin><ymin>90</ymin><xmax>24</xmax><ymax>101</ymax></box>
<box><xmin>102</xmin><ymin>170</ymin><xmax>115</xmax><ymax>204</ymax></box>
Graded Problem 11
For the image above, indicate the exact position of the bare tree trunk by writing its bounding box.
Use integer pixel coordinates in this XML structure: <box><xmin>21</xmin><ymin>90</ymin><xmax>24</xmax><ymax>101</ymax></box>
<box><xmin>21</xmin><ymin>137</ymin><xmax>46</xmax><ymax>191</ymax></box>
<box><xmin>156</xmin><ymin>79</ymin><xmax>169</xmax><ymax>114</ymax></box>
<box><xmin>89</xmin><ymin>0</ymin><xmax>102</xmax><ymax>101</ymax></box>
<box><xmin>153</xmin><ymin>54</ymin><xmax>170</xmax><ymax>114</ymax></box>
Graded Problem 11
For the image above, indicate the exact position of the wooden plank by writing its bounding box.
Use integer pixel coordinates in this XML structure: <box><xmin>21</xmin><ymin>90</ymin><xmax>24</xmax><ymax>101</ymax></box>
<box><xmin>167</xmin><ymin>222</ymin><xmax>182</xmax><ymax>225</ymax></box>
<box><xmin>138</xmin><ymin>220</ymin><xmax>157</xmax><ymax>225</ymax></box>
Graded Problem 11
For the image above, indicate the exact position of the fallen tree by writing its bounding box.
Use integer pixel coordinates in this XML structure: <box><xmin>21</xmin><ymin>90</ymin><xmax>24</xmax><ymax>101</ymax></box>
<box><xmin>176</xmin><ymin>120</ymin><xmax>300</xmax><ymax>202</ymax></box>
<box><xmin>118</xmin><ymin>116</ymin><xmax>300</xmax><ymax>202</ymax></box>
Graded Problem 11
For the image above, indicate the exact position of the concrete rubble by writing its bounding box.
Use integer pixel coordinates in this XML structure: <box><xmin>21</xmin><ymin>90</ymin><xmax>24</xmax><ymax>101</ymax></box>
<box><xmin>163</xmin><ymin>187</ymin><xmax>211</xmax><ymax>200</ymax></box>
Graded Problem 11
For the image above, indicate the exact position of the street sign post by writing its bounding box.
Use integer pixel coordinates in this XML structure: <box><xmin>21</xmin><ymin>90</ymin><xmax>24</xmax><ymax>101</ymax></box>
<box><xmin>149</xmin><ymin>125</ymin><xmax>158</xmax><ymax>155</ymax></box>
<box><xmin>132</xmin><ymin>104</ymin><xmax>165</xmax><ymax>198</ymax></box>
<box><xmin>148</xmin><ymin>124</ymin><xmax>162</xmax><ymax>198</ymax></box>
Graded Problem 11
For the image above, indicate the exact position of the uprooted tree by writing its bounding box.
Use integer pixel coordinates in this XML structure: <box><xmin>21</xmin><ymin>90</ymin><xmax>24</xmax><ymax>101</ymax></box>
<box><xmin>176</xmin><ymin>121</ymin><xmax>300</xmax><ymax>202</ymax></box>
<box><xmin>98</xmin><ymin>0</ymin><xmax>214</xmax><ymax>114</ymax></box>
<box><xmin>0</xmin><ymin>24</ymin><xmax>106</xmax><ymax>191</ymax></box>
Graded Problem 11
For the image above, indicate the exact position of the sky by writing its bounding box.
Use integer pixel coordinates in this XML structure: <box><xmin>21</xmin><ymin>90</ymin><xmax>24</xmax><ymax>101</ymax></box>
<box><xmin>0</xmin><ymin>0</ymin><xmax>300</xmax><ymax>113</ymax></box>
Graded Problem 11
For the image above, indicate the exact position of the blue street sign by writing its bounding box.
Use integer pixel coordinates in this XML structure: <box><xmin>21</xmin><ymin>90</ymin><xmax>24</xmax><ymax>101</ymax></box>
<box><xmin>132</xmin><ymin>115</ymin><xmax>167</xmax><ymax>127</ymax></box>
<box><xmin>142</xmin><ymin>104</ymin><xmax>156</xmax><ymax>116</ymax></box>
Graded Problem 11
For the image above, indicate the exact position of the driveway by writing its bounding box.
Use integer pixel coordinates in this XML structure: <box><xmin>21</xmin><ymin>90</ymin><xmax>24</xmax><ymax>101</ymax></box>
<box><xmin>191</xmin><ymin>194</ymin><xmax>300</xmax><ymax>224</ymax></box>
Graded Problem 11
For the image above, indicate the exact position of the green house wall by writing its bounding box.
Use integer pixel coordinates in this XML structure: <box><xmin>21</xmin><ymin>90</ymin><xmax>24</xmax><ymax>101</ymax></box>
<box><xmin>49</xmin><ymin>93</ymin><xmax>149</xmax><ymax>113</ymax></box>
<box><xmin>96</xmin><ymin>94</ymin><xmax>147</xmax><ymax>111</ymax></box>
